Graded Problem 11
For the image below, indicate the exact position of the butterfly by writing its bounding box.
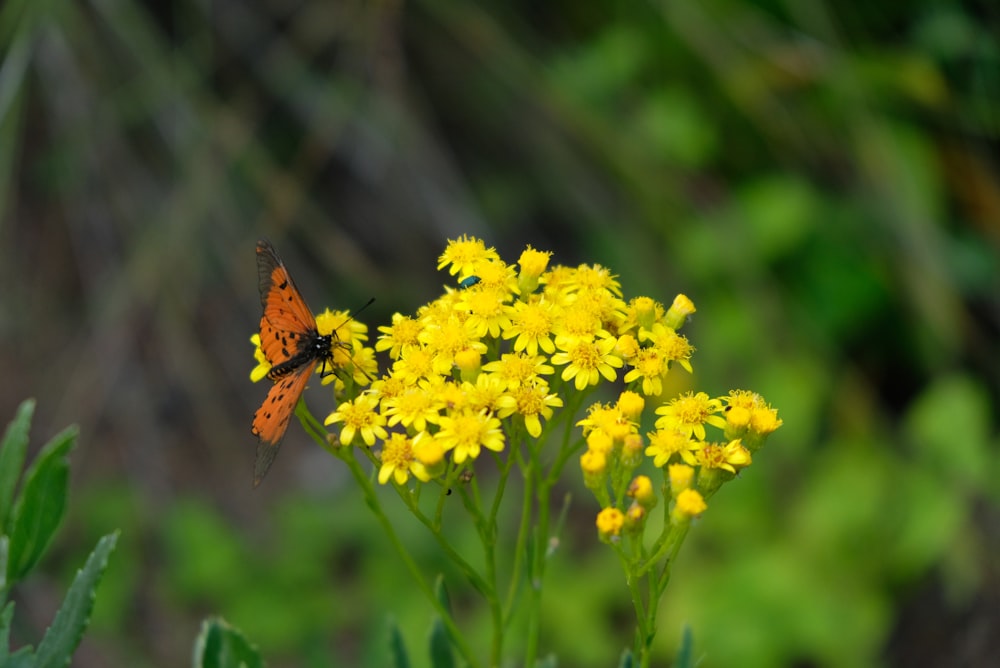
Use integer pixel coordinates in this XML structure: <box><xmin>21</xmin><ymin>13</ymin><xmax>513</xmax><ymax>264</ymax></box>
<box><xmin>251</xmin><ymin>239</ymin><xmax>344</xmax><ymax>486</ymax></box>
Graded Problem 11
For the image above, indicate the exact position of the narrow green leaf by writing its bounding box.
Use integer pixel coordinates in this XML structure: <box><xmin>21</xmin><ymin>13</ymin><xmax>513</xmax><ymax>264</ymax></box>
<box><xmin>428</xmin><ymin>617</ymin><xmax>455</xmax><ymax>668</ymax></box>
<box><xmin>427</xmin><ymin>575</ymin><xmax>455</xmax><ymax>668</ymax></box>
<box><xmin>34</xmin><ymin>531</ymin><xmax>118</xmax><ymax>668</ymax></box>
<box><xmin>387</xmin><ymin>617</ymin><xmax>410</xmax><ymax>668</ymax></box>
<box><xmin>0</xmin><ymin>399</ymin><xmax>34</xmax><ymax>532</ymax></box>
<box><xmin>6</xmin><ymin>426</ymin><xmax>76</xmax><ymax>583</ymax></box>
<box><xmin>433</xmin><ymin>575</ymin><xmax>452</xmax><ymax>614</ymax></box>
<box><xmin>674</xmin><ymin>624</ymin><xmax>694</xmax><ymax>668</ymax></box>
<box><xmin>191</xmin><ymin>617</ymin><xmax>263</xmax><ymax>668</ymax></box>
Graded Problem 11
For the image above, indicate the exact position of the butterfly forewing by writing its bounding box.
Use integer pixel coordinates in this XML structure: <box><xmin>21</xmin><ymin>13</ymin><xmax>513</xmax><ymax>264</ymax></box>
<box><xmin>256</xmin><ymin>240</ymin><xmax>320</xmax><ymax>367</ymax></box>
<box><xmin>252</xmin><ymin>239</ymin><xmax>333</xmax><ymax>487</ymax></box>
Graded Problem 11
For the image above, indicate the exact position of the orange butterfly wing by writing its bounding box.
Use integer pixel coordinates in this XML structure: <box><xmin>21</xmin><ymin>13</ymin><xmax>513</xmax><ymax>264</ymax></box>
<box><xmin>251</xmin><ymin>360</ymin><xmax>317</xmax><ymax>485</ymax></box>
<box><xmin>252</xmin><ymin>240</ymin><xmax>325</xmax><ymax>486</ymax></box>
<box><xmin>256</xmin><ymin>240</ymin><xmax>319</xmax><ymax>368</ymax></box>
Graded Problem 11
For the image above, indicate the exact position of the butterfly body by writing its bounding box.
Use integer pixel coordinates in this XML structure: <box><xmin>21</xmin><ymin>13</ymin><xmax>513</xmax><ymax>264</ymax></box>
<box><xmin>252</xmin><ymin>240</ymin><xmax>340</xmax><ymax>486</ymax></box>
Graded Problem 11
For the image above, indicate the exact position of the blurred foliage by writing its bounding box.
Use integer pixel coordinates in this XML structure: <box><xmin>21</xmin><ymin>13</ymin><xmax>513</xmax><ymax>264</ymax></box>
<box><xmin>1</xmin><ymin>0</ymin><xmax>999</xmax><ymax>666</ymax></box>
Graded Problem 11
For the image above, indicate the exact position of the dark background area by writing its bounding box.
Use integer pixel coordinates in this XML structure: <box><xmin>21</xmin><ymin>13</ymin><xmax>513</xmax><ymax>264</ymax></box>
<box><xmin>1</xmin><ymin>0</ymin><xmax>999</xmax><ymax>665</ymax></box>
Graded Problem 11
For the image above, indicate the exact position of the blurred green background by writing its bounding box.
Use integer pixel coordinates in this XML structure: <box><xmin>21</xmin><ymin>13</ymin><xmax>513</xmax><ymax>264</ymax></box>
<box><xmin>2</xmin><ymin>0</ymin><xmax>999</xmax><ymax>666</ymax></box>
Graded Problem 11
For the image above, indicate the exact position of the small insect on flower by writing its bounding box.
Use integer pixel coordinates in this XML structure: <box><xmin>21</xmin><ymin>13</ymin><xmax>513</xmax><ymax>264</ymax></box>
<box><xmin>459</xmin><ymin>275</ymin><xmax>482</xmax><ymax>289</ymax></box>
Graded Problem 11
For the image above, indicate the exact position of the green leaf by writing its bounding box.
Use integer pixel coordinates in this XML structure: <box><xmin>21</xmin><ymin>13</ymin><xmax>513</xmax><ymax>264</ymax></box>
<box><xmin>428</xmin><ymin>576</ymin><xmax>455</xmax><ymax>668</ymax></box>
<box><xmin>34</xmin><ymin>531</ymin><xmax>118</xmax><ymax>668</ymax></box>
<box><xmin>191</xmin><ymin>617</ymin><xmax>263</xmax><ymax>668</ymax></box>
<box><xmin>387</xmin><ymin>617</ymin><xmax>410</xmax><ymax>668</ymax></box>
<box><xmin>6</xmin><ymin>426</ymin><xmax>76</xmax><ymax>583</ymax></box>
<box><xmin>0</xmin><ymin>399</ymin><xmax>34</xmax><ymax>532</ymax></box>
<box><xmin>674</xmin><ymin>625</ymin><xmax>694</xmax><ymax>668</ymax></box>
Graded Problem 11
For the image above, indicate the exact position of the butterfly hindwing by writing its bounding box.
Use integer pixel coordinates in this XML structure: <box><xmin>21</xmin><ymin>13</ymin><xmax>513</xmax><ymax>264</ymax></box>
<box><xmin>252</xmin><ymin>360</ymin><xmax>318</xmax><ymax>485</ymax></box>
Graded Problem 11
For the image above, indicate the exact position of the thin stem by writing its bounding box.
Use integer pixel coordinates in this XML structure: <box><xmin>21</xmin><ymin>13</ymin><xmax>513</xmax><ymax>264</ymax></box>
<box><xmin>336</xmin><ymin>445</ymin><xmax>481</xmax><ymax>667</ymax></box>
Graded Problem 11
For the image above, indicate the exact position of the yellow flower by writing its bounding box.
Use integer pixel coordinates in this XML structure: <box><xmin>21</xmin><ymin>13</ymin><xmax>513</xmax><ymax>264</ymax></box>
<box><xmin>495</xmin><ymin>382</ymin><xmax>564</xmax><ymax>438</ymax></box>
<box><xmin>551</xmin><ymin>334</ymin><xmax>623</xmax><ymax>391</ymax></box>
<box><xmin>576</xmin><ymin>402</ymin><xmax>619</xmax><ymax>436</ymax></box>
<box><xmin>697</xmin><ymin>439</ymin><xmax>752</xmax><ymax>474</ymax></box>
<box><xmin>518</xmin><ymin>245</ymin><xmax>551</xmax><ymax>280</ymax></box>
<box><xmin>438</xmin><ymin>235</ymin><xmax>499</xmax><ymax>276</ymax></box>
<box><xmin>672</xmin><ymin>489</ymin><xmax>707</xmax><ymax>521</ymax></box>
<box><xmin>668</xmin><ymin>464</ymin><xmax>695</xmax><ymax>495</ymax></box>
<box><xmin>381</xmin><ymin>387</ymin><xmax>442</xmax><ymax>432</ymax></box>
<box><xmin>623</xmin><ymin>347</ymin><xmax>667</xmax><ymax>396</ymax></box>
<box><xmin>435</xmin><ymin>409</ymin><xmax>505</xmax><ymax>464</ymax></box>
<box><xmin>324</xmin><ymin>393</ymin><xmax>387</xmax><ymax>446</ymax></box>
<box><xmin>664</xmin><ymin>293</ymin><xmax>696</xmax><ymax>330</ymax></box>
<box><xmin>249</xmin><ymin>334</ymin><xmax>271</xmax><ymax>382</ymax></box>
<box><xmin>626</xmin><ymin>296</ymin><xmax>662</xmax><ymax>332</ymax></box>
<box><xmin>645</xmin><ymin>429</ymin><xmax>699</xmax><ymax>468</ymax></box>
<box><xmin>615</xmin><ymin>391</ymin><xmax>645</xmax><ymax>420</ymax></box>
<box><xmin>457</xmin><ymin>286</ymin><xmax>513</xmax><ymax>339</ymax></box>
<box><xmin>640</xmin><ymin>323</ymin><xmax>694</xmax><ymax>374</ymax></box>
<box><xmin>378</xmin><ymin>432</ymin><xmax>430</xmax><ymax>485</ymax></box>
<box><xmin>580</xmin><ymin>448</ymin><xmax>608</xmax><ymax>490</ymax></box>
<box><xmin>654</xmin><ymin>391</ymin><xmax>726</xmax><ymax>441</ymax></box>
<box><xmin>419</xmin><ymin>315</ymin><xmax>488</xmax><ymax>375</ymax></box>
<box><xmin>481</xmin><ymin>352</ymin><xmax>554</xmax><ymax>390</ymax></box>
<box><xmin>463</xmin><ymin>373</ymin><xmax>508</xmax><ymax>413</ymax></box>
<box><xmin>502</xmin><ymin>298</ymin><xmax>558</xmax><ymax>355</ymax></box>
<box><xmin>392</xmin><ymin>347</ymin><xmax>438</xmax><ymax>385</ymax></box>
<box><xmin>376</xmin><ymin>313</ymin><xmax>423</xmax><ymax>359</ymax></box>
<box><xmin>315</xmin><ymin>309</ymin><xmax>369</xmax><ymax>344</ymax></box>
<box><xmin>596</xmin><ymin>507</ymin><xmax>625</xmax><ymax>541</ymax></box>
<box><xmin>586</xmin><ymin>429</ymin><xmax>614</xmax><ymax>454</ymax></box>
<box><xmin>627</xmin><ymin>475</ymin><xmax>656</xmax><ymax>509</ymax></box>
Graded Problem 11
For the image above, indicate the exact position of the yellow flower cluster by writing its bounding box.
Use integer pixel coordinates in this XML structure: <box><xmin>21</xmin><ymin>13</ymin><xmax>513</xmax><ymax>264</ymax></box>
<box><xmin>583</xmin><ymin>387</ymin><xmax>782</xmax><ymax>542</ymax></box>
<box><xmin>250</xmin><ymin>236</ymin><xmax>781</xmax><ymax>511</ymax></box>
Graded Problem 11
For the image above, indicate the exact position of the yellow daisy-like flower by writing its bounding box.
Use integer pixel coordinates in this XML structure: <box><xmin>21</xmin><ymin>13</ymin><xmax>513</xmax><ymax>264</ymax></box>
<box><xmin>623</xmin><ymin>347</ymin><xmax>667</xmax><ymax>396</ymax></box>
<box><xmin>378</xmin><ymin>432</ymin><xmax>430</xmax><ymax>485</ymax></box>
<box><xmin>640</xmin><ymin>323</ymin><xmax>694</xmax><ymax>374</ymax></box>
<box><xmin>419</xmin><ymin>315</ymin><xmax>488</xmax><ymax>375</ymax></box>
<box><xmin>435</xmin><ymin>409</ymin><xmax>505</xmax><ymax>464</ymax></box>
<box><xmin>249</xmin><ymin>334</ymin><xmax>271</xmax><ymax>382</ymax></box>
<box><xmin>391</xmin><ymin>346</ymin><xmax>438</xmax><ymax>385</ymax></box>
<box><xmin>481</xmin><ymin>352</ymin><xmax>554</xmax><ymax>390</ymax></box>
<box><xmin>463</xmin><ymin>373</ymin><xmax>508</xmax><ymax>414</ymax></box>
<box><xmin>495</xmin><ymin>382</ymin><xmax>564</xmax><ymax>438</ymax></box>
<box><xmin>502</xmin><ymin>298</ymin><xmax>558</xmax><ymax>356</ymax></box>
<box><xmin>697</xmin><ymin>439</ymin><xmax>752</xmax><ymax>474</ymax></box>
<box><xmin>551</xmin><ymin>334</ymin><xmax>623</xmax><ymax>391</ymax></box>
<box><xmin>457</xmin><ymin>286</ymin><xmax>512</xmax><ymax>339</ymax></box>
<box><xmin>438</xmin><ymin>235</ymin><xmax>500</xmax><ymax>276</ymax></box>
<box><xmin>376</xmin><ymin>313</ymin><xmax>423</xmax><ymax>359</ymax></box>
<box><xmin>654</xmin><ymin>391</ymin><xmax>726</xmax><ymax>441</ymax></box>
<box><xmin>315</xmin><ymin>309</ymin><xmax>369</xmax><ymax>344</ymax></box>
<box><xmin>645</xmin><ymin>429</ymin><xmax>699</xmax><ymax>468</ymax></box>
<box><xmin>381</xmin><ymin>387</ymin><xmax>442</xmax><ymax>432</ymax></box>
<box><xmin>324</xmin><ymin>393</ymin><xmax>387</xmax><ymax>446</ymax></box>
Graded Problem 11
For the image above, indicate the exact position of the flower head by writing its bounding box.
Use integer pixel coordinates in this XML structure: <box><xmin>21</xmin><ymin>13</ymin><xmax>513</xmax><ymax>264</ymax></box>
<box><xmin>324</xmin><ymin>393</ymin><xmax>387</xmax><ymax>446</ymax></box>
<box><xmin>435</xmin><ymin>409</ymin><xmax>505</xmax><ymax>464</ymax></box>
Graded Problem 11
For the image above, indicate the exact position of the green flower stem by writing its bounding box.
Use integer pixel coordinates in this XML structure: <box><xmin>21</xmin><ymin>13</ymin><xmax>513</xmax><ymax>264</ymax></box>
<box><xmin>297</xmin><ymin>404</ymin><xmax>480</xmax><ymax>665</ymax></box>
<box><xmin>502</xmin><ymin>442</ymin><xmax>534</xmax><ymax>628</ymax></box>
<box><xmin>336</xmin><ymin>447</ymin><xmax>480</xmax><ymax>667</ymax></box>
